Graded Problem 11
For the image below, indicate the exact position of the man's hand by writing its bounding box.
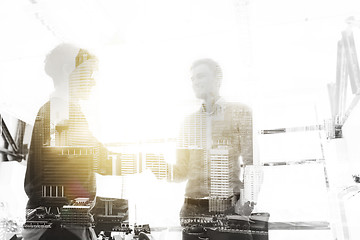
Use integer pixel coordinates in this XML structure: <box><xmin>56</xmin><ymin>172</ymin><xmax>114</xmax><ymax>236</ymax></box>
<box><xmin>236</xmin><ymin>201</ymin><xmax>255</xmax><ymax>216</ymax></box>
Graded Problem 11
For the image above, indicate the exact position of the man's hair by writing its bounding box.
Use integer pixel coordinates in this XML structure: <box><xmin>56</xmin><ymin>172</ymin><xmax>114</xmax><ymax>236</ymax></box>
<box><xmin>191</xmin><ymin>58</ymin><xmax>223</xmax><ymax>88</ymax></box>
<box><xmin>44</xmin><ymin>43</ymin><xmax>80</xmax><ymax>84</ymax></box>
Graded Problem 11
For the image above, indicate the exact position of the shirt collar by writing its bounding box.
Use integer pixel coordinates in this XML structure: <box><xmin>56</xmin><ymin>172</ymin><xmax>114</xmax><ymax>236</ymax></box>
<box><xmin>201</xmin><ymin>97</ymin><xmax>226</xmax><ymax>115</ymax></box>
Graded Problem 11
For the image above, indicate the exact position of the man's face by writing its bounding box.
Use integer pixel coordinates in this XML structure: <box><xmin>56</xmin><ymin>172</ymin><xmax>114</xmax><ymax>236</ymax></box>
<box><xmin>81</xmin><ymin>70</ymin><xmax>97</xmax><ymax>100</ymax></box>
<box><xmin>191</xmin><ymin>64</ymin><xmax>218</xmax><ymax>100</ymax></box>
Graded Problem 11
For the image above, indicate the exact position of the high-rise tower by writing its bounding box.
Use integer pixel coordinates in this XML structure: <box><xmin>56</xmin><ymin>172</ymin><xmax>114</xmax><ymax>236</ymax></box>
<box><xmin>144</xmin><ymin>153</ymin><xmax>171</xmax><ymax>180</ymax></box>
<box><xmin>68</xmin><ymin>49</ymin><xmax>98</xmax><ymax>147</ymax></box>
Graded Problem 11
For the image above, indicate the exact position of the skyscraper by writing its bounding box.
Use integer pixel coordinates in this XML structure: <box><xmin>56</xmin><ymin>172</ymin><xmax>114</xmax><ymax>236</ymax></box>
<box><xmin>117</xmin><ymin>153</ymin><xmax>138</xmax><ymax>176</ymax></box>
<box><xmin>176</xmin><ymin>102</ymin><xmax>253</xmax><ymax>213</ymax></box>
<box><xmin>209</xmin><ymin>148</ymin><xmax>232</xmax><ymax>198</ymax></box>
<box><xmin>144</xmin><ymin>153</ymin><xmax>171</xmax><ymax>180</ymax></box>
<box><xmin>27</xmin><ymin>102</ymin><xmax>51</xmax><ymax>205</ymax></box>
<box><xmin>55</xmin><ymin>120</ymin><xmax>69</xmax><ymax>146</ymax></box>
<box><xmin>244</xmin><ymin>165</ymin><xmax>263</xmax><ymax>203</ymax></box>
<box><xmin>68</xmin><ymin>49</ymin><xmax>98</xmax><ymax>147</ymax></box>
<box><xmin>41</xmin><ymin>146</ymin><xmax>96</xmax><ymax>200</ymax></box>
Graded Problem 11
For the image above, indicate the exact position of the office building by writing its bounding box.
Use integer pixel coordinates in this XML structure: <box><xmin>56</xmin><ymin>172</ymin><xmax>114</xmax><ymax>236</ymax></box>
<box><xmin>55</xmin><ymin>120</ymin><xmax>69</xmax><ymax>146</ymax></box>
<box><xmin>68</xmin><ymin>49</ymin><xmax>98</xmax><ymax>147</ymax></box>
<box><xmin>116</xmin><ymin>153</ymin><xmax>139</xmax><ymax>176</ymax></box>
<box><xmin>41</xmin><ymin>146</ymin><xmax>97</xmax><ymax>201</ymax></box>
<box><xmin>144</xmin><ymin>153</ymin><xmax>171</xmax><ymax>180</ymax></box>
<box><xmin>209</xmin><ymin>148</ymin><xmax>232</xmax><ymax>198</ymax></box>
<box><xmin>244</xmin><ymin>165</ymin><xmax>263</xmax><ymax>203</ymax></box>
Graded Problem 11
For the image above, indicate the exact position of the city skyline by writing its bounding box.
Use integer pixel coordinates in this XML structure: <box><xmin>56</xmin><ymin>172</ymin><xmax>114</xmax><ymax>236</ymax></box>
<box><xmin>107</xmin><ymin>146</ymin><xmax>172</xmax><ymax>181</ymax></box>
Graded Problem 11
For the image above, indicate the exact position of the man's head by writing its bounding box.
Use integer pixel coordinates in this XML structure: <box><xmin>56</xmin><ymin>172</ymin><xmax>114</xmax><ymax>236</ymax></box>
<box><xmin>44</xmin><ymin>43</ymin><xmax>80</xmax><ymax>88</ymax></box>
<box><xmin>70</xmin><ymin>49</ymin><xmax>99</xmax><ymax>101</ymax></box>
<box><xmin>190</xmin><ymin>58</ymin><xmax>222</xmax><ymax>100</ymax></box>
<box><xmin>45</xmin><ymin>44</ymin><xmax>98</xmax><ymax>101</ymax></box>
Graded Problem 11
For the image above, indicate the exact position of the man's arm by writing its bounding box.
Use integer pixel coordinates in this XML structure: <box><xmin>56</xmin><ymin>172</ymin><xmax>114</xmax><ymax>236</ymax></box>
<box><xmin>239</xmin><ymin>105</ymin><xmax>253</xmax><ymax>166</ymax></box>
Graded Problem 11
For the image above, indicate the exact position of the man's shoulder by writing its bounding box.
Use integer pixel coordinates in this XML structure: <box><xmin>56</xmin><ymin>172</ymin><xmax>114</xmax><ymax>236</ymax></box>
<box><xmin>34</xmin><ymin>101</ymin><xmax>50</xmax><ymax>119</ymax></box>
<box><xmin>223</xmin><ymin>101</ymin><xmax>252</xmax><ymax>113</ymax></box>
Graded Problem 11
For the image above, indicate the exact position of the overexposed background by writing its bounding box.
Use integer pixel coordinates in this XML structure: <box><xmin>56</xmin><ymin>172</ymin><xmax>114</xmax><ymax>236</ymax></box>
<box><xmin>2</xmin><ymin>0</ymin><xmax>360</xmax><ymax>239</ymax></box>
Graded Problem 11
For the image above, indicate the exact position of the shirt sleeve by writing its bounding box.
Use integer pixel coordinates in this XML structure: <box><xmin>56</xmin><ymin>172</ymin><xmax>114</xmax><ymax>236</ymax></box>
<box><xmin>239</xmin><ymin>105</ymin><xmax>253</xmax><ymax>166</ymax></box>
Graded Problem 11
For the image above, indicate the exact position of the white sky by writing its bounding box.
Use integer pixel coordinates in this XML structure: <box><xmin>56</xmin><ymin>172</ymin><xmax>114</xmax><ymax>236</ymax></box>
<box><xmin>2</xmin><ymin>0</ymin><xmax>359</xmax><ymax>142</ymax></box>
